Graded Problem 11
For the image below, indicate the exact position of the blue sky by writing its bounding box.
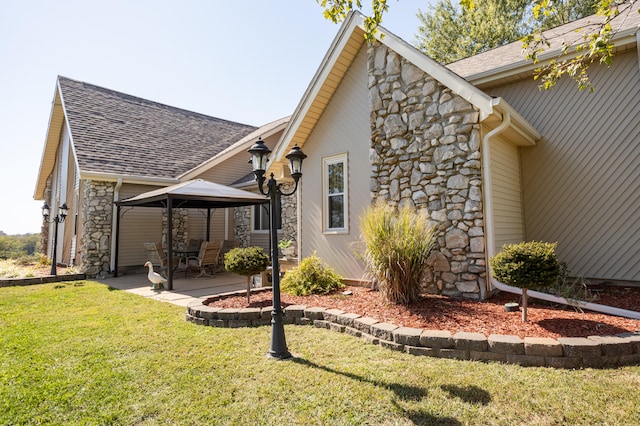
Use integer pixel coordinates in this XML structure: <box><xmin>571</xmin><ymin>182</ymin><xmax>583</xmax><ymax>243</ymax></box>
<box><xmin>0</xmin><ymin>0</ymin><xmax>426</xmax><ymax>234</ymax></box>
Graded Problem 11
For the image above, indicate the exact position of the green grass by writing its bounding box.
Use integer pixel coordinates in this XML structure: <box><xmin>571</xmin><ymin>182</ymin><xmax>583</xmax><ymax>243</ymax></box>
<box><xmin>1</xmin><ymin>281</ymin><xmax>639</xmax><ymax>425</ymax></box>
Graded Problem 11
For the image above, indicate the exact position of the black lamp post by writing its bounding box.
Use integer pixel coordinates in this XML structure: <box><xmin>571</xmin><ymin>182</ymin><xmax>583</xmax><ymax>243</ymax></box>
<box><xmin>248</xmin><ymin>137</ymin><xmax>306</xmax><ymax>359</ymax></box>
<box><xmin>42</xmin><ymin>202</ymin><xmax>69</xmax><ymax>276</ymax></box>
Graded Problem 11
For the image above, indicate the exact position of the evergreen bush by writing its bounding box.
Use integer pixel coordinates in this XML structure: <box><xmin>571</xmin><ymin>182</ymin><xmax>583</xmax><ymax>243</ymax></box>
<box><xmin>223</xmin><ymin>246</ymin><xmax>270</xmax><ymax>303</ymax></box>
<box><xmin>489</xmin><ymin>241</ymin><xmax>560</xmax><ymax>290</ymax></box>
<box><xmin>224</xmin><ymin>246</ymin><xmax>270</xmax><ymax>276</ymax></box>
<box><xmin>281</xmin><ymin>253</ymin><xmax>344</xmax><ymax>296</ymax></box>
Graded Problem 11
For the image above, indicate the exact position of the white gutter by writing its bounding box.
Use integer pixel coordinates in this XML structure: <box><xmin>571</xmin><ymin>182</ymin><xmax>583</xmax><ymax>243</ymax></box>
<box><xmin>482</xmin><ymin>108</ymin><xmax>640</xmax><ymax>319</ymax></box>
<box><xmin>80</xmin><ymin>170</ymin><xmax>177</xmax><ymax>186</ymax></box>
<box><xmin>110</xmin><ymin>177</ymin><xmax>123</xmax><ymax>274</ymax></box>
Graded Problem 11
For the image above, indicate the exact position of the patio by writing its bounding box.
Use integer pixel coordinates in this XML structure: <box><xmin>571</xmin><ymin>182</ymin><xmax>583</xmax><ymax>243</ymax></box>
<box><xmin>98</xmin><ymin>271</ymin><xmax>262</xmax><ymax>307</ymax></box>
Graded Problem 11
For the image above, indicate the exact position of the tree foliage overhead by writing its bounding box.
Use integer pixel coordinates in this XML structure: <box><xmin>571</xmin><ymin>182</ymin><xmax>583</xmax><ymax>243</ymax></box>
<box><xmin>317</xmin><ymin>0</ymin><xmax>390</xmax><ymax>41</ymax></box>
<box><xmin>522</xmin><ymin>0</ymin><xmax>635</xmax><ymax>91</ymax></box>
<box><xmin>414</xmin><ymin>0</ymin><xmax>534</xmax><ymax>64</ymax></box>
<box><xmin>315</xmin><ymin>0</ymin><xmax>637</xmax><ymax>91</ymax></box>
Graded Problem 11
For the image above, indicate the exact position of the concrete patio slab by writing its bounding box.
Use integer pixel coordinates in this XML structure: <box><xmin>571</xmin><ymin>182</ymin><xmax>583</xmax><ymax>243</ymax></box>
<box><xmin>98</xmin><ymin>272</ymin><xmax>252</xmax><ymax>306</ymax></box>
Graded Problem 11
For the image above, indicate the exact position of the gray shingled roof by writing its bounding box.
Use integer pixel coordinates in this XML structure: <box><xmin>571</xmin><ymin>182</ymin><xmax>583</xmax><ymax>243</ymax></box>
<box><xmin>447</xmin><ymin>2</ymin><xmax>640</xmax><ymax>79</ymax></box>
<box><xmin>58</xmin><ymin>76</ymin><xmax>258</xmax><ymax>180</ymax></box>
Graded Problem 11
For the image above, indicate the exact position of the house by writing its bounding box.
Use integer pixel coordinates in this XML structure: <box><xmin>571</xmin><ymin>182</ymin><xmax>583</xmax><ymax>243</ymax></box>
<box><xmin>267</xmin><ymin>4</ymin><xmax>640</xmax><ymax>299</ymax></box>
<box><xmin>34</xmin><ymin>76</ymin><xmax>290</xmax><ymax>277</ymax></box>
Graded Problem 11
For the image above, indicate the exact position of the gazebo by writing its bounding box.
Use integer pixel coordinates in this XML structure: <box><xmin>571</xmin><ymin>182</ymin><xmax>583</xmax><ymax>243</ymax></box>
<box><xmin>115</xmin><ymin>179</ymin><xmax>268</xmax><ymax>290</ymax></box>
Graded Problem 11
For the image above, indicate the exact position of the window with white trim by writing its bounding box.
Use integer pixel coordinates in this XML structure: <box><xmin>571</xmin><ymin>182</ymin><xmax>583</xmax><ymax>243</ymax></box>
<box><xmin>323</xmin><ymin>154</ymin><xmax>348</xmax><ymax>232</ymax></box>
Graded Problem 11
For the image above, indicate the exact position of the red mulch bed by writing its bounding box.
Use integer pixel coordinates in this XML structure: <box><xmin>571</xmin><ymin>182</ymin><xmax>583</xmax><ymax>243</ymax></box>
<box><xmin>207</xmin><ymin>285</ymin><xmax>640</xmax><ymax>339</ymax></box>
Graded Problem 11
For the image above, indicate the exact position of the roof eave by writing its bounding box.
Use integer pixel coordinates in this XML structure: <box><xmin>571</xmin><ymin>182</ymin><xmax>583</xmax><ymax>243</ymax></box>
<box><xmin>465</xmin><ymin>28</ymin><xmax>639</xmax><ymax>88</ymax></box>
<box><xmin>80</xmin><ymin>170</ymin><xmax>179</xmax><ymax>186</ymax></box>
<box><xmin>33</xmin><ymin>83</ymin><xmax>65</xmax><ymax>200</ymax></box>
<box><xmin>486</xmin><ymin>98</ymin><xmax>541</xmax><ymax>146</ymax></box>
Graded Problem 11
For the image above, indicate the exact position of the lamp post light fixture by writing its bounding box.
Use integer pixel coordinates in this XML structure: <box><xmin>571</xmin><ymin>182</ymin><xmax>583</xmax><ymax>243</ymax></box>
<box><xmin>42</xmin><ymin>202</ymin><xmax>69</xmax><ymax>276</ymax></box>
<box><xmin>248</xmin><ymin>137</ymin><xmax>306</xmax><ymax>359</ymax></box>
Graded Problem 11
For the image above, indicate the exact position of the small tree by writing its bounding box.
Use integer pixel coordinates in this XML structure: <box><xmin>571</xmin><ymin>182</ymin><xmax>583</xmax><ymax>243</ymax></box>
<box><xmin>224</xmin><ymin>246</ymin><xmax>270</xmax><ymax>303</ymax></box>
<box><xmin>357</xmin><ymin>201</ymin><xmax>437</xmax><ymax>305</ymax></box>
<box><xmin>489</xmin><ymin>241</ymin><xmax>560</xmax><ymax>321</ymax></box>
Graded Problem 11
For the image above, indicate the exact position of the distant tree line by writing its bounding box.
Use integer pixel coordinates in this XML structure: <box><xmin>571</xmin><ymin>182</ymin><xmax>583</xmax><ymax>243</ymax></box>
<box><xmin>0</xmin><ymin>233</ymin><xmax>41</xmax><ymax>259</ymax></box>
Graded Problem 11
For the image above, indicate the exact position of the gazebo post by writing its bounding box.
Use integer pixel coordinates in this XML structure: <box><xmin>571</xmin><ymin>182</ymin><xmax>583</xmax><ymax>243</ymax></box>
<box><xmin>167</xmin><ymin>196</ymin><xmax>174</xmax><ymax>291</ymax></box>
<box><xmin>206</xmin><ymin>208</ymin><xmax>211</xmax><ymax>241</ymax></box>
<box><xmin>114</xmin><ymin>205</ymin><xmax>121</xmax><ymax>277</ymax></box>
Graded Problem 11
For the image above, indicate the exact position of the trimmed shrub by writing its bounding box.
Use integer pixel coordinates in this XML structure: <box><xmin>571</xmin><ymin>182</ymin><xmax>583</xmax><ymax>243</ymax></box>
<box><xmin>224</xmin><ymin>246</ymin><xmax>270</xmax><ymax>276</ymax></box>
<box><xmin>489</xmin><ymin>241</ymin><xmax>560</xmax><ymax>290</ymax></box>
<box><xmin>357</xmin><ymin>201</ymin><xmax>437</xmax><ymax>305</ymax></box>
<box><xmin>281</xmin><ymin>253</ymin><xmax>344</xmax><ymax>296</ymax></box>
<box><xmin>224</xmin><ymin>246</ymin><xmax>270</xmax><ymax>303</ymax></box>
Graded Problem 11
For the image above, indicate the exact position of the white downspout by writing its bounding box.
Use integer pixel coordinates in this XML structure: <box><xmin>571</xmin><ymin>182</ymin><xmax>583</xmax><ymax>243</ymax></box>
<box><xmin>482</xmin><ymin>110</ymin><xmax>511</xmax><ymax>265</ymax></box>
<box><xmin>110</xmin><ymin>177</ymin><xmax>123</xmax><ymax>274</ymax></box>
<box><xmin>483</xmin><ymin>108</ymin><xmax>640</xmax><ymax>319</ymax></box>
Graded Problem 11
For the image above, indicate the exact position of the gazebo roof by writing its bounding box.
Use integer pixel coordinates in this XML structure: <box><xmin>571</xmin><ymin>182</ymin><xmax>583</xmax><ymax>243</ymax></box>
<box><xmin>117</xmin><ymin>179</ymin><xmax>267</xmax><ymax>209</ymax></box>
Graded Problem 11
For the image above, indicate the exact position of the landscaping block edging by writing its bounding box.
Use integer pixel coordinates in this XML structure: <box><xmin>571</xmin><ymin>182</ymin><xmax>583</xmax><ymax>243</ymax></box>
<box><xmin>0</xmin><ymin>274</ymin><xmax>86</xmax><ymax>287</ymax></box>
<box><xmin>186</xmin><ymin>290</ymin><xmax>640</xmax><ymax>369</ymax></box>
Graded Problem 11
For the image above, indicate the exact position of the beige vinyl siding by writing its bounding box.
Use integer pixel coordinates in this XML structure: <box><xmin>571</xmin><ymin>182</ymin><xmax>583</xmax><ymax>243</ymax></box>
<box><xmin>249</xmin><ymin>231</ymin><xmax>272</xmax><ymax>253</ymax></box>
<box><xmin>187</xmin><ymin>208</ymin><xmax>227</xmax><ymax>242</ymax></box>
<box><xmin>489</xmin><ymin>133</ymin><xmax>525</xmax><ymax>251</ymax></box>
<box><xmin>488</xmin><ymin>50</ymin><xmax>640</xmax><ymax>281</ymax></box>
<box><xmin>300</xmin><ymin>45</ymin><xmax>370</xmax><ymax>280</ymax></box>
<box><xmin>62</xmin><ymin>146</ymin><xmax>77</xmax><ymax>266</ymax></box>
<box><xmin>117</xmin><ymin>184</ymin><xmax>163</xmax><ymax>267</ymax></box>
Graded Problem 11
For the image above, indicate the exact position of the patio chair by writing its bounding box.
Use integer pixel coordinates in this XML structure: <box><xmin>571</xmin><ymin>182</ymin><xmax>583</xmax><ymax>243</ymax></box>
<box><xmin>144</xmin><ymin>242</ymin><xmax>180</xmax><ymax>276</ymax></box>
<box><xmin>185</xmin><ymin>241</ymin><xmax>223</xmax><ymax>278</ymax></box>
<box><xmin>186</xmin><ymin>238</ymin><xmax>204</xmax><ymax>252</ymax></box>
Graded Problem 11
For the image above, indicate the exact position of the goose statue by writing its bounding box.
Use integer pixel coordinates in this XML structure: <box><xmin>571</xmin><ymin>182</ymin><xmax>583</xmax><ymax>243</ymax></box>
<box><xmin>144</xmin><ymin>261</ymin><xmax>166</xmax><ymax>290</ymax></box>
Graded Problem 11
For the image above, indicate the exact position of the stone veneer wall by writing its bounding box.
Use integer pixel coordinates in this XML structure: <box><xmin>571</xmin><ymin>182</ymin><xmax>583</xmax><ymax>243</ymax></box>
<box><xmin>161</xmin><ymin>208</ymin><xmax>188</xmax><ymax>250</ymax></box>
<box><xmin>279</xmin><ymin>181</ymin><xmax>298</xmax><ymax>245</ymax></box>
<box><xmin>368</xmin><ymin>43</ymin><xmax>486</xmax><ymax>299</ymax></box>
<box><xmin>80</xmin><ymin>180</ymin><xmax>114</xmax><ymax>277</ymax></box>
<box><xmin>233</xmin><ymin>181</ymin><xmax>298</xmax><ymax>251</ymax></box>
<box><xmin>234</xmin><ymin>205</ymin><xmax>251</xmax><ymax>248</ymax></box>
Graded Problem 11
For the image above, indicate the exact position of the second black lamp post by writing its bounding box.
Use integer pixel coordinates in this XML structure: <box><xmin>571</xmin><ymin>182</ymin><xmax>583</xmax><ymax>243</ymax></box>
<box><xmin>248</xmin><ymin>138</ymin><xmax>306</xmax><ymax>359</ymax></box>
<box><xmin>42</xmin><ymin>202</ymin><xmax>69</xmax><ymax>276</ymax></box>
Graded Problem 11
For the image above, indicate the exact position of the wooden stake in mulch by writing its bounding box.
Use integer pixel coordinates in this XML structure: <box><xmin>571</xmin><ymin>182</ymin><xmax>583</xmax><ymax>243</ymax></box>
<box><xmin>522</xmin><ymin>288</ymin><xmax>528</xmax><ymax>322</ymax></box>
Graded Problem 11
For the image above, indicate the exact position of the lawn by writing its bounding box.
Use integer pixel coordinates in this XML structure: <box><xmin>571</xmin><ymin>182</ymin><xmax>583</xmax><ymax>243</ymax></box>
<box><xmin>1</xmin><ymin>281</ymin><xmax>639</xmax><ymax>425</ymax></box>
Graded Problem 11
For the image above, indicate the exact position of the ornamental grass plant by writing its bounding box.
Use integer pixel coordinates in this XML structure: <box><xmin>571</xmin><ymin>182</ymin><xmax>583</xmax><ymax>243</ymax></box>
<box><xmin>357</xmin><ymin>201</ymin><xmax>437</xmax><ymax>305</ymax></box>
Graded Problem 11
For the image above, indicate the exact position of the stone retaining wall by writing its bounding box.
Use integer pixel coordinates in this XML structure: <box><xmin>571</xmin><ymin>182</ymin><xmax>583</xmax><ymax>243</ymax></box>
<box><xmin>186</xmin><ymin>291</ymin><xmax>640</xmax><ymax>369</ymax></box>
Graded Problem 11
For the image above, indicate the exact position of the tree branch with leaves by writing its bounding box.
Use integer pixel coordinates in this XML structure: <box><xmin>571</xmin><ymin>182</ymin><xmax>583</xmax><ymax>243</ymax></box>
<box><xmin>522</xmin><ymin>0</ymin><xmax>634</xmax><ymax>91</ymax></box>
<box><xmin>315</xmin><ymin>0</ymin><xmax>638</xmax><ymax>91</ymax></box>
